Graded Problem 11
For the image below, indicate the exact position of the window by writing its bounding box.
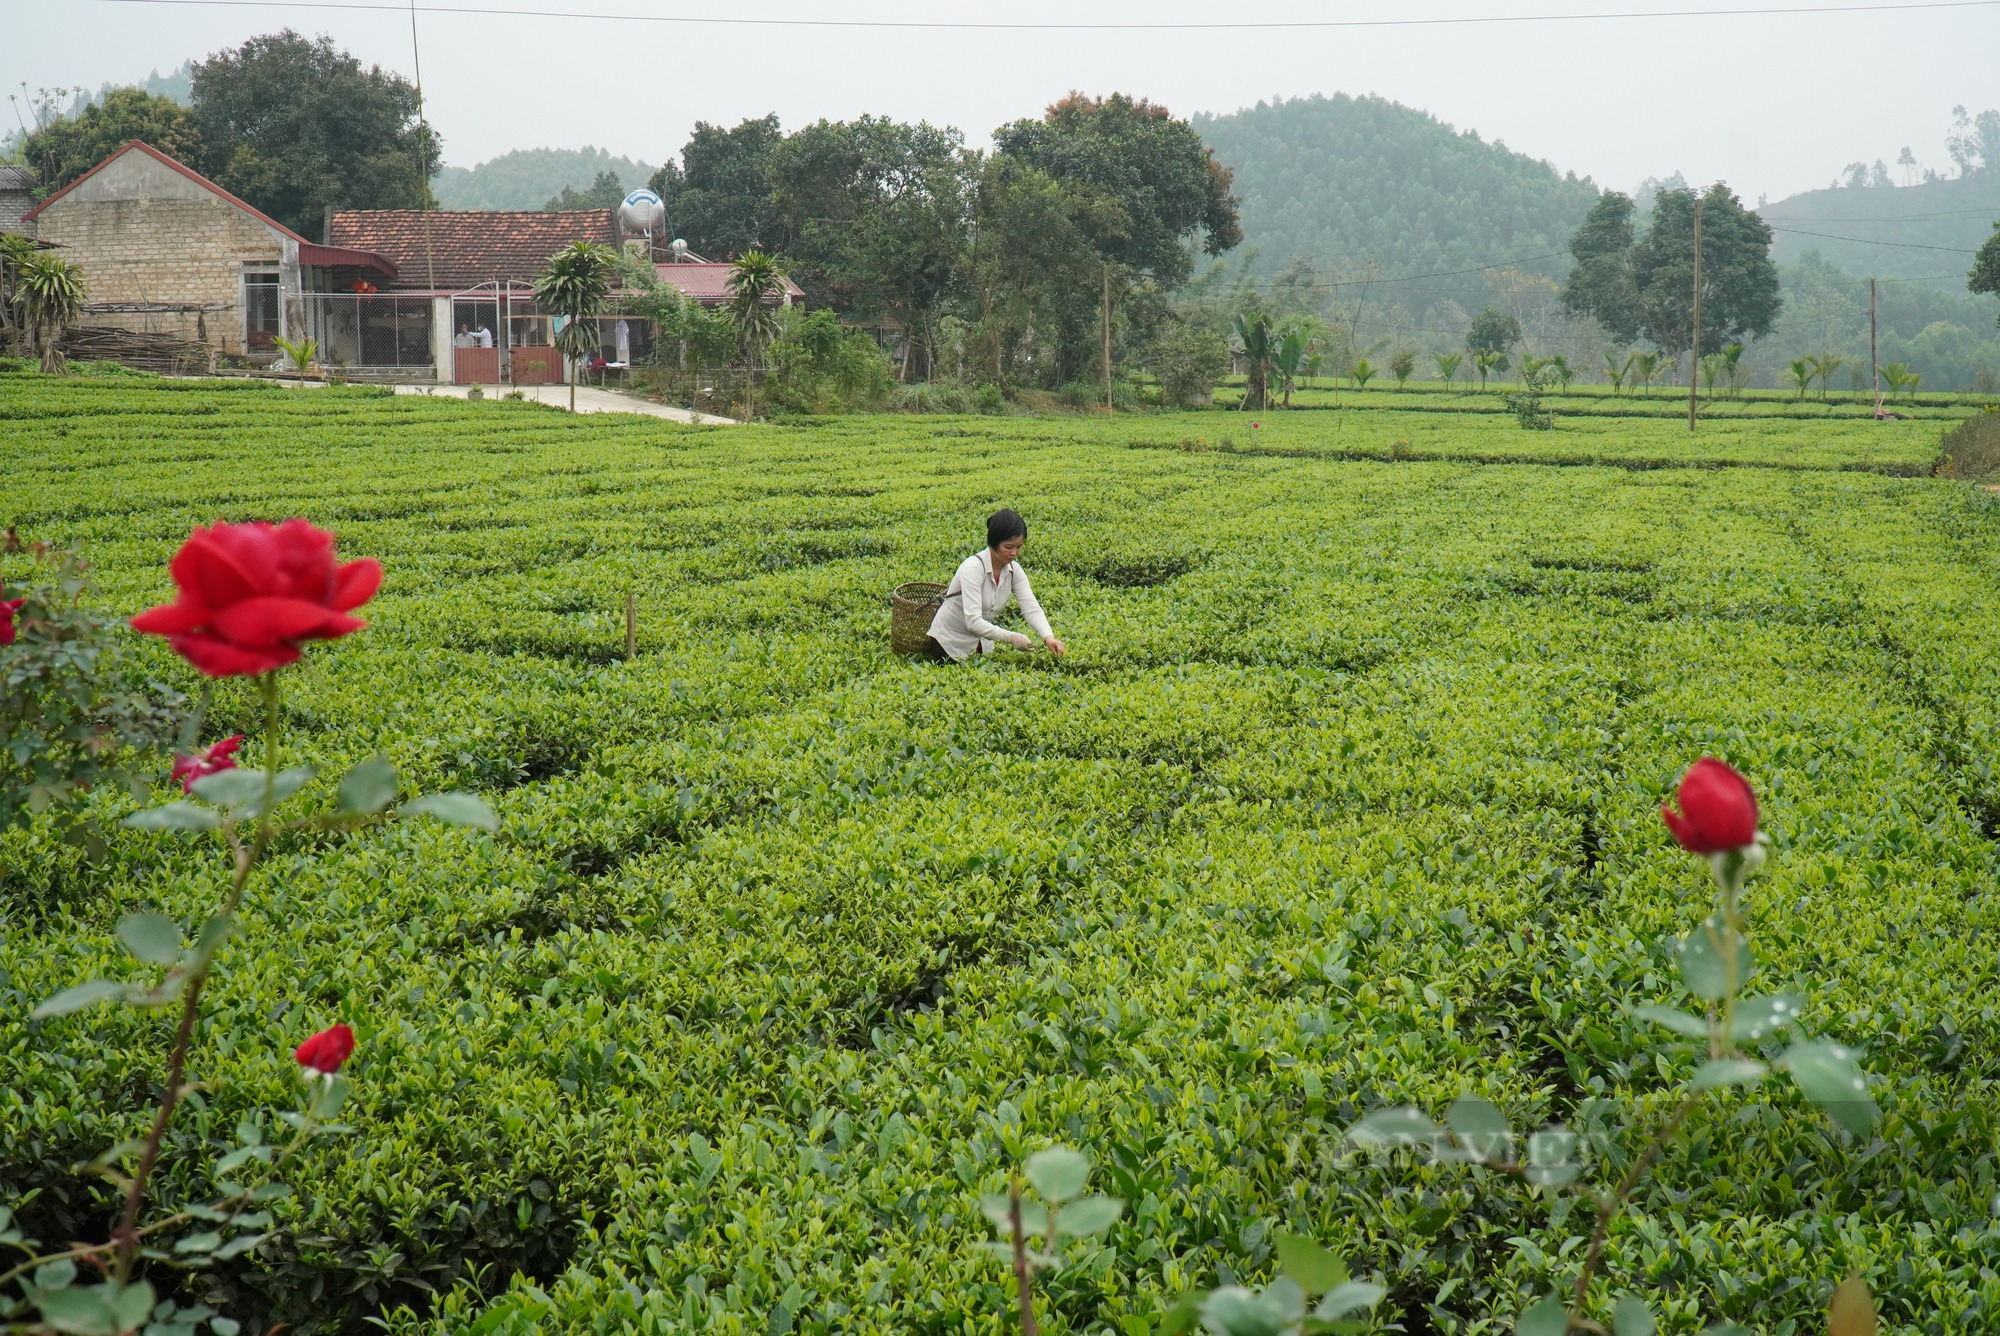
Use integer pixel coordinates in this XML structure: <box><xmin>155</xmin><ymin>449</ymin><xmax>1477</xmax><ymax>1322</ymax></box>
<box><xmin>242</xmin><ymin>268</ymin><xmax>280</xmax><ymax>351</ymax></box>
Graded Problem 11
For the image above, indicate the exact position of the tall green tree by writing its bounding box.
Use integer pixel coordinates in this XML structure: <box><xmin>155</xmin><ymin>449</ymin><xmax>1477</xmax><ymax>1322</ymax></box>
<box><xmin>965</xmin><ymin>157</ymin><xmax>1102</xmax><ymax>387</ymax></box>
<box><xmin>1971</xmin><ymin>221</ymin><xmax>2000</xmax><ymax>321</ymax></box>
<box><xmin>1563</xmin><ymin>183</ymin><xmax>1781</xmax><ymax>359</ymax></box>
<box><xmin>647</xmin><ymin>115</ymin><xmax>784</xmax><ymax>258</ymax></box>
<box><xmin>769</xmin><ymin>117</ymin><xmax>974</xmax><ymax>381</ymax></box>
<box><xmin>545</xmin><ymin>170</ymin><xmax>625</xmax><ymax>211</ymax></box>
<box><xmin>1466</xmin><ymin>307</ymin><xmax>1521</xmax><ymax>372</ymax></box>
<box><xmin>191</xmin><ymin>30</ymin><xmax>440</xmax><ymax>236</ymax></box>
<box><xmin>994</xmin><ymin>93</ymin><xmax>1242</xmax><ymax>383</ymax></box>
<box><xmin>19</xmin><ymin>88</ymin><xmax>203</xmax><ymax>199</ymax></box>
<box><xmin>533</xmin><ymin>240</ymin><xmax>616</xmax><ymax>413</ymax></box>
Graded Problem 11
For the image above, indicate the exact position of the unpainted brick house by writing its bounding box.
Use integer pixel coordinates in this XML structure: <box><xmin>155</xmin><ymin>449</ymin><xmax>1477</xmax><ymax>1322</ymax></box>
<box><xmin>22</xmin><ymin>140</ymin><xmax>398</xmax><ymax>362</ymax></box>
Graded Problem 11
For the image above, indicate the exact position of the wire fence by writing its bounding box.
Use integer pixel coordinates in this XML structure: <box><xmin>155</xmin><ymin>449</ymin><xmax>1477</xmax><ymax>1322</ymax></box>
<box><xmin>303</xmin><ymin>293</ymin><xmax>434</xmax><ymax>371</ymax></box>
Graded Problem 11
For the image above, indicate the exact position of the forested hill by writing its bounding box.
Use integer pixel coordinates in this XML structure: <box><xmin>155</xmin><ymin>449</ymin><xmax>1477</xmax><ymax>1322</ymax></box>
<box><xmin>1757</xmin><ymin>171</ymin><xmax>2000</xmax><ymax>286</ymax></box>
<box><xmin>1193</xmin><ymin>93</ymin><xmax>1601</xmax><ymax>315</ymax></box>
<box><xmin>432</xmin><ymin>146</ymin><xmax>655</xmax><ymax>210</ymax></box>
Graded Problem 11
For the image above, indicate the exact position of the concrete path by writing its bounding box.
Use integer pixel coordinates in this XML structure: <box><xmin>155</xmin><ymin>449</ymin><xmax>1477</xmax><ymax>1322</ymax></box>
<box><xmin>391</xmin><ymin>381</ymin><xmax>737</xmax><ymax>424</ymax></box>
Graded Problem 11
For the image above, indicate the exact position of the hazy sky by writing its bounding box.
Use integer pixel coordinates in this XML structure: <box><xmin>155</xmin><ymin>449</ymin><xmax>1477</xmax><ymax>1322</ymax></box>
<box><xmin>5</xmin><ymin>0</ymin><xmax>1996</xmax><ymax>204</ymax></box>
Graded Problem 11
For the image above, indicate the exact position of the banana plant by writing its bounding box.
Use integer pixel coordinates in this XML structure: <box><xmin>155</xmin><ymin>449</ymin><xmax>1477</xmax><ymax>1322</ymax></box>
<box><xmin>1234</xmin><ymin>313</ymin><xmax>1275</xmax><ymax>411</ymax></box>
<box><xmin>1271</xmin><ymin>326</ymin><xmax>1312</xmax><ymax>407</ymax></box>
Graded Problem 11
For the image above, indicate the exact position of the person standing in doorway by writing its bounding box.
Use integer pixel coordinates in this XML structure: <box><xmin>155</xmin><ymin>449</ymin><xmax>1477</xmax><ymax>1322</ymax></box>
<box><xmin>924</xmin><ymin>509</ymin><xmax>1066</xmax><ymax>662</ymax></box>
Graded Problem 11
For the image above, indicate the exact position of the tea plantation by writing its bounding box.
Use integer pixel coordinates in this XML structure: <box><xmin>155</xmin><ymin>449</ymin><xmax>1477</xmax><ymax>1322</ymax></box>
<box><xmin>3</xmin><ymin>377</ymin><xmax>1999</xmax><ymax>1335</ymax></box>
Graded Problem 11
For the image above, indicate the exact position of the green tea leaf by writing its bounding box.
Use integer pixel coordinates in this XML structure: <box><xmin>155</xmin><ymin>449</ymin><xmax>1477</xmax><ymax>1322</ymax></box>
<box><xmin>115</xmin><ymin>911</ymin><xmax>181</xmax><ymax>965</ymax></box>
<box><xmin>1024</xmin><ymin>1146</ymin><xmax>1091</xmax><ymax>1201</ymax></box>
<box><xmin>34</xmin><ymin>1285</ymin><xmax>119</xmax><ymax>1335</ymax></box>
<box><xmin>403</xmin><ymin>791</ymin><xmax>500</xmax><ymax>833</ymax></box>
<box><xmin>337</xmin><ymin>756</ymin><xmax>399</xmax><ymax>814</ymax></box>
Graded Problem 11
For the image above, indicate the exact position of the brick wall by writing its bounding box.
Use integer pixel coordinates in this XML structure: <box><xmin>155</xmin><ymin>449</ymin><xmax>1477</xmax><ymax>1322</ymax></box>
<box><xmin>34</xmin><ymin>183</ymin><xmax>288</xmax><ymax>355</ymax></box>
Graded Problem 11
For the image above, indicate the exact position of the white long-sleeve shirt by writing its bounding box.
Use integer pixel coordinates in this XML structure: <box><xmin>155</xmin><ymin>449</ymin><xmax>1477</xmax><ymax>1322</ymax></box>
<box><xmin>927</xmin><ymin>549</ymin><xmax>1054</xmax><ymax>661</ymax></box>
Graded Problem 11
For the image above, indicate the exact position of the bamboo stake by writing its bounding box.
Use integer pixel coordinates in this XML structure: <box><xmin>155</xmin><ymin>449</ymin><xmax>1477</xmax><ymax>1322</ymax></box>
<box><xmin>624</xmin><ymin>591</ymin><xmax>636</xmax><ymax>661</ymax></box>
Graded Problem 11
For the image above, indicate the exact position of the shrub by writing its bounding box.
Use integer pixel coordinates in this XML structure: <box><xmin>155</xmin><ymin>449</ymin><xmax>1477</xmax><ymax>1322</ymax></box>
<box><xmin>1152</xmin><ymin>326</ymin><xmax>1230</xmax><ymax>408</ymax></box>
<box><xmin>1938</xmin><ymin>405</ymin><xmax>2000</xmax><ymax>477</ymax></box>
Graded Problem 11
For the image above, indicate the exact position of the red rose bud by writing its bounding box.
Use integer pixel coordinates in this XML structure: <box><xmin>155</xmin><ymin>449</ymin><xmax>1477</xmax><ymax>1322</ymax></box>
<box><xmin>131</xmin><ymin>520</ymin><xmax>382</xmax><ymax>678</ymax></box>
<box><xmin>294</xmin><ymin>1023</ymin><xmax>355</xmax><ymax>1076</ymax></box>
<box><xmin>1661</xmin><ymin>757</ymin><xmax>1759</xmax><ymax>853</ymax></box>
<box><xmin>171</xmin><ymin>735</ymin><xmax>245</xmax><ymax>794</ymax></box>
<box><xmin>0</xmin><ymin>597</ymin><xmax>22</xmax><ymax>646</ymax></box>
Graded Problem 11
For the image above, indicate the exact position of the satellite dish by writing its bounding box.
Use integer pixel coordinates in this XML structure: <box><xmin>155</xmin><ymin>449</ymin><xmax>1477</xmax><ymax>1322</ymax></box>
<box><xmin>617</xmin><ymin>188</ymin><xmax>666</xmax><ymax>237</ymax></box>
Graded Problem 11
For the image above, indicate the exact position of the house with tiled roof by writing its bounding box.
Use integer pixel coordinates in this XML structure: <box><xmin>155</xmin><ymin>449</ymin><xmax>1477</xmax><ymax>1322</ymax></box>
<box><xmin>22</xmin><ymin>141</ymin><xmax>402</xmax><ymax>366</ymax></box>
<box><xmin>1</xmin><ymin>165</ymin><xmax>37</xmax><ymax>236</ymax></box>
<box><xmin>332</xmin><ymin>208</ymin><xmax>804</xmax><ymax>384</ymax></box>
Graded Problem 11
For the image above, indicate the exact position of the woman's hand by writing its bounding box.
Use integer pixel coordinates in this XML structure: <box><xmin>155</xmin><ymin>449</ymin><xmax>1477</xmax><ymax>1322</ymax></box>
<box><xmin>1008</xmin><ymin>632</ymin><xmax>1035</xmax><ymax>650</ymax></box>
<box><xmin>1043</xmin><ymin>636</ymin><xmax>1066</xmax><ymax>657</ymax></box>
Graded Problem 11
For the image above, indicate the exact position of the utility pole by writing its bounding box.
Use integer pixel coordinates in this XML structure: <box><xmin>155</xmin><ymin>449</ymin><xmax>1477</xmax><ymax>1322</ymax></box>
<box><xmin>1870</xmin><ymin>276</ymin><xmax>1881</xmax><ymax>418</ymax></box>
<box><xmin>1101</xmin><ymin>263</ymin><xmax>1113</xmax><ymax>412</ymax></box>
<box><xmin>1687</xmin><ymin>194</ymin><xmax>1702</xmax><ymax>433</ymax></box>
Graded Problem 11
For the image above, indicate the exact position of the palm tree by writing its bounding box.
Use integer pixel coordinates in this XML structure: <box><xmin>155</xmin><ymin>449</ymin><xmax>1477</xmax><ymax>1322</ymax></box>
<box><xmin>1471</xmin><ymin>349</ymin><xmax>1503</xmax><ymax>390</ymax></box>
<box><xmin>1233</xmin><ymin>313</ymin><xmax>1274</xmax><ymax>411</ymax></box>
<box><xmin>1432</xmin><ymin>350</ymin><xmax>1463</xmax><ymax>389</ymax></box>
<box><xmin>0</xmin><ymin>232</ymin><xmax>39</xmax><ymax>356</ymax></box>
<box><xmin>1349</xmin><ymin>357</ymin><xmax>1377</xmax><ymax>390</ymax></box>
<box><xmin>1810</xmin><ymin>352</ymin><xmax>1845</xmax><ymax>402</ymax></box>
<box><xmin>1630</xmin><ymin>351</ymin><xmax>1663</xmax><ymax>394</ymax></box>
<box><xmin>1271</xmin><ymin>326</ymin><xmax>1312</xmax><ymax>407</ymax></box>
<box><xmin>1604</xmin><ymin>350</ymin><xmax>1637</xmax><ymax>395</ymax></box>
<box><xmin>17</xmin><ymin>252</ymin><xmax>87</xmax><ymax>374</ymax></box>
<box><xmin>1787</xmin><ymin>357</ymin><xmax>1815</xmax><ymax>400</ymax></box>
<box><xmin>534</xmin><ymin>240</ymin><xmax>617</xmax><ymax>412</ymax></box>
<box><xmin>727</xmin><ymin>250</ymin><xmax>785</xmax><ymax>419</ymax></box>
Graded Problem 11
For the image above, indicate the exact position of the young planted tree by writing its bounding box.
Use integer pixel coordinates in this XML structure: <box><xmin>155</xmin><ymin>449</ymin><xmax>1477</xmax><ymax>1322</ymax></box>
<box><xmin>1270</xmin><ymin>326</ymin><xmax>1313</xmax><ymax>407</ymax></box>
<box><xmin>1432</xmin><ymin>350</ymin><xmax>1463</xmax><ymax>389</ymax></box>
<box><xmin>1349</xmin><ymin>357</ymin><xmax>1377</xmax><ymax>390</ymax></box>
<box><xmin>533</xmin><ymin>240</ymin><xmax>617</xmax><ymax>412</ymax></box>
<box><xmin>1630</xmin><ymin>350</ymin><xmax>1664</xmax><ymax>393</ymax></box>
<box><xmin>1811</xmin><ymin>351</ymin><xmax>1845</xmax><ymax>401</ymax></box>
<box><xmin>1602</xmin><ymin>351</ymin><xmax>1631</xmax><ymax>395</ymax></box>
<box><xmin>1465</xmin><ymin>306</ymin><xmax>1520</xmax><ymax>385</ymax></box>
<box><xmin>726</xmin><ymin>249</ymin><xmax>787</xmax><ymax>418</ymax></box>
<box><xmin>1388</xmin><ymin>348</ymin><xmax>1415</xmax><ymax>389</ymax></box>
<box><xmin>1787</xmin><ymin>356</ymin><xmax>1815</xmax><ymax>400</ymax></box>
<box><xmin>17</xmin><ymin>252</ymin><xmax>88</xmax><ymax>374</ymax></box>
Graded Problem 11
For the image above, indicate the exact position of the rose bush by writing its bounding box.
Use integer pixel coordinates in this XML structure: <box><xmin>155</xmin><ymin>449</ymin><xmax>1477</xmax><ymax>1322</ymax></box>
<box><xmin>171</xmin><ymin>735</ymin><xmax>243</xmax><ymax>794</ymax></box>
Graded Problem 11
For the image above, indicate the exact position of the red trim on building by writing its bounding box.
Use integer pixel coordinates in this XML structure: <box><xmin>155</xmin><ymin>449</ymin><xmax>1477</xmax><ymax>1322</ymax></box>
<box><xmin>299</xmin><ymin>243</ymin><xmax>398</xmax><ymax>277</ymax></box>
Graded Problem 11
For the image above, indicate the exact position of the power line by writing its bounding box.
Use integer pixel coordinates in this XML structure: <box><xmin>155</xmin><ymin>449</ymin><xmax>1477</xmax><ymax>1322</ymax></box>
<box><xmin>1767</xmin><ymin>226</ymin><xmax>1979</xmax><ymax>252</ymax></box>
<box><xmin>91</xmin><ymin>0</ymin><xmax>2000</xmax><ymax>30</ymax></box>
<box><xmin>1761</xmin><ymin>208</ymin><xmax>2000</xmax><ymax>224</ymax></box>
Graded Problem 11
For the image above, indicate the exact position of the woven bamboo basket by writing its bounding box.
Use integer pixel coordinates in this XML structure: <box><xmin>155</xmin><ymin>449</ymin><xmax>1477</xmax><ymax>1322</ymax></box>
<box><xmin>890</xmin><ymin>581</ymin><xmax>948</xmax><ymax>655</ymax></box>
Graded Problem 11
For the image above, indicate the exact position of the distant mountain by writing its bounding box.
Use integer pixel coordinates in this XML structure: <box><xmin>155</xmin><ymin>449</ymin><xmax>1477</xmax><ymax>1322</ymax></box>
<box><xmin>1193</xmin><ymin>93</ymin><xmax>1601</xmax><ymax>317</ymax></box>
<box><xmin>432</xmin><ymin>146</ymin><xmax>654</xmax><ymax>211</ymax></box>
<box><xmin>1757</xmin><ymin>172</ymin><xmax>2000</xmax><ymax>287</ymax></box>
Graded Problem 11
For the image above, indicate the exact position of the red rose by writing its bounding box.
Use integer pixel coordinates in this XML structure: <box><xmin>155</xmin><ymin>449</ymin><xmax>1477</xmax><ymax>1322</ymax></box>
<box><xmin>0</xmin><ymin>597</ymin><xmax>22</xmax><ymax>646</ymax></box>
<box><xmin>295</xmin><ymin>1022</ymin><xmax>356</xmax><ymax>1076</ymax></box>
<box><xmin>131</xmin><ymin>520</ymin><xmax>382</xmax><ymax>677</ymax></box>
<box><xmin>171</xmin><ymin>735</ymin><xmax>245</xmax><ymax>793</ymax></box>
<box><xmin>1661</xmin><ymin>757</ymin><xmax>1759</xmax><ymax>854</ymax></box>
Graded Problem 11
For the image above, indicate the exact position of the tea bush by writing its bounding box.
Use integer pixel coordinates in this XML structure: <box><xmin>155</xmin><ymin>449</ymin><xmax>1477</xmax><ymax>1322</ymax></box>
<box><xmin>3</xmin><ymin>378</ymin><xmax>1999</xmax><ymax>1333</ymax></box>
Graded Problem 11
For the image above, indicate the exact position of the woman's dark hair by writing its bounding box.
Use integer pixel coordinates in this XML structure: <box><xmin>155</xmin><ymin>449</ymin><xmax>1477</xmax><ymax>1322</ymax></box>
<box><xmin>987</xmin><ymin>509</ymin><xmax>1028</xmax><ymax>549</ymax></box>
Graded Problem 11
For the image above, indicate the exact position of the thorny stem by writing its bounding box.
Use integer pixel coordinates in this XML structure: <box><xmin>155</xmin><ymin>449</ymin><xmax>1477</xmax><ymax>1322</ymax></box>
<box><xmin>1567</xmin><ymin>855</ymin><xmax>1749</xmax><ymax>1329</ymax></box>
<box><xmin>1009</xmin><ymin>1173</ymin><xmax>1038</xmax><ymax>1336</ymax></box>
<box><xmin>111</xmin><ymin>673</ymin><xmax>283</xmax><ymax>1284</ymax></box>
<box><xmin>1567</xmin><ymin>1090</ymin><xmax>1701</xmax><ymax>1328</ymax></box>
